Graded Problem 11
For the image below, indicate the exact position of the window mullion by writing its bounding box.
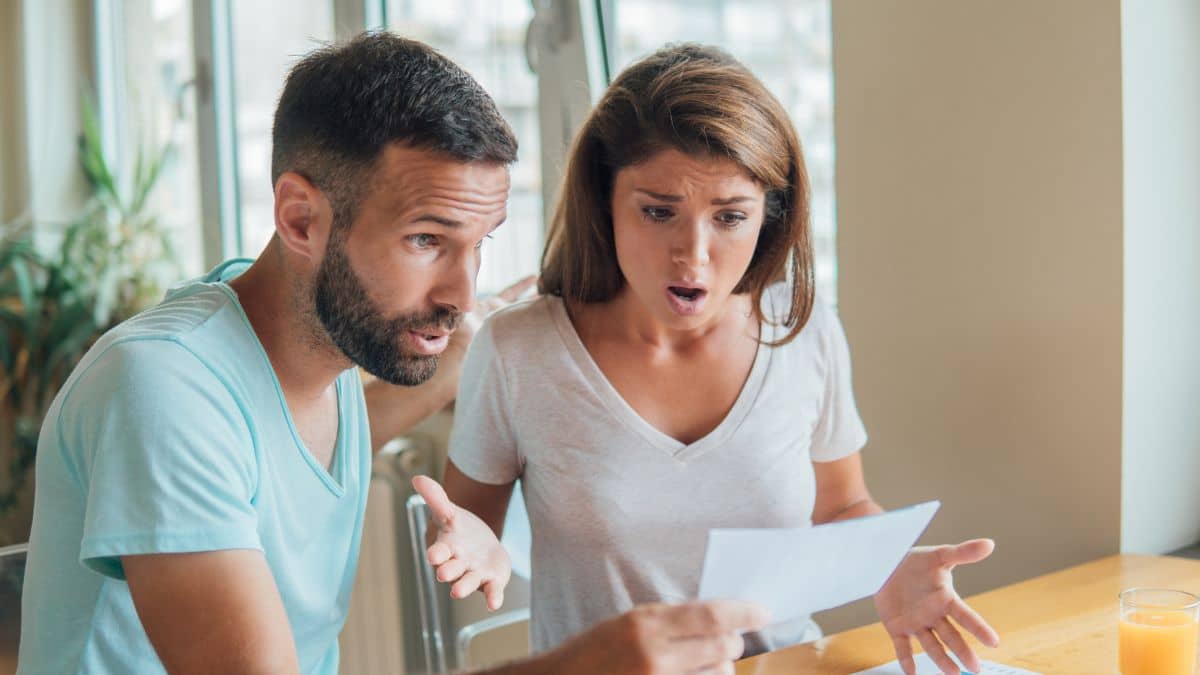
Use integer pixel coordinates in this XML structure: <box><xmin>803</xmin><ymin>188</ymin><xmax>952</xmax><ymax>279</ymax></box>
<box><xmin>192</xmin><ymin>0</ymin><xmax>242</xmax><ymax>266</ymax></box>
<box><xmin>334</xmin><ymin>0</ymin><xmax>385</xmax><ymax>41</ymax></box>
<box><xmin>527</xmin><ymin>0</ymin><xmax>607</xmax><ymax>230</ymax></box>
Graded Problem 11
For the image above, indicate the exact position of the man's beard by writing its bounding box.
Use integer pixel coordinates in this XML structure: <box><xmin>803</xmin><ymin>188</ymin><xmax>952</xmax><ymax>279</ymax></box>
<box><xmin>313</xmin><ymin>233</ymin><xmax>460</xmax><ymax>386</ymax></box>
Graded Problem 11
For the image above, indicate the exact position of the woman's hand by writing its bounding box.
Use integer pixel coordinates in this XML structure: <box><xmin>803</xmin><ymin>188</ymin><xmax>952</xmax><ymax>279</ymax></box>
<box><xmin>873</xmin><ymin>539</ymin><xmax>1000</xmax><ymax>675</ymax></box>
<box><xmin>412</xmin><ymin>475</ymin><xmax>512</xmax><ymax>610</ymax></box>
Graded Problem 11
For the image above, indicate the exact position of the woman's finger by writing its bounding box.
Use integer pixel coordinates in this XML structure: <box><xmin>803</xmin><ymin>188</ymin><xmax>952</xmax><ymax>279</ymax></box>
<box><xmin>939</xmin><ymin>539</ymin><xmax>995</xmax><ymax>568</ymax></box>
<box><xmin>891</xmin><ymin>634</ymin><xmax>917</xmax><ymax>675</ymax></box>
<box><xmin>934</xmin><ymin>617</ymin><xmax>979</xmax><ymax>673</ymax></box>
<box><xmin>915</xmin><ymin>629</ymin><xmax>958</xmax><ymax>675</ymax></box>
<box><xmin>949</xmin><ymin>599</ymin><xmax>1001</xmax><ymax>648</ymax></box>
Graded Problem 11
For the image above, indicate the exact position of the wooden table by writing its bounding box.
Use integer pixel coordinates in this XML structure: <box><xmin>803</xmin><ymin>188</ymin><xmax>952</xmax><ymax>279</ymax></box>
<box><xmin>737</xmin><ymin>554</ymin><xmax>1200</xmax><ymax>674</ymax></box>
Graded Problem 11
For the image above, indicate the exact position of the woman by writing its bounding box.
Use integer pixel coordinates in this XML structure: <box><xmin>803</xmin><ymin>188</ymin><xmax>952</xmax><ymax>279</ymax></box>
<box><xmin>418</xmin><ymin>43</ymin><xmax>998</xmax><ymax>675</ymax></box>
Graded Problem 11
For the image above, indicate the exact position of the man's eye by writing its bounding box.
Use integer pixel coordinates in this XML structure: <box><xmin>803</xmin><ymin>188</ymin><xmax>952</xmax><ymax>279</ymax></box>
<box><xmin>410</xmin><ymin>234</ymin><xmax>438</xmax><ymax>249</ymax></box>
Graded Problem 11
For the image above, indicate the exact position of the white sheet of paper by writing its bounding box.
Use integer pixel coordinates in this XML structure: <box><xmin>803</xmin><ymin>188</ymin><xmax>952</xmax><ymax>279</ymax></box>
<box><xmin>697</xmin><ymin>501</ymin><xmax>939</xmax><ymax>625</ymax></box>
<box><xmin>852</xmin><ymin>653</ymin><xmax>1041</xmax><ymax>675</ymax></box>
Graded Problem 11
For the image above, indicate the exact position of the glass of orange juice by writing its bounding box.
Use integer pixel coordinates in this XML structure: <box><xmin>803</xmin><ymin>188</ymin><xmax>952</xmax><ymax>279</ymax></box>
<box><xmin>1119</xmin><ymin>588</ymin><xmax>1199</xmax><ymax>675</ymax></box>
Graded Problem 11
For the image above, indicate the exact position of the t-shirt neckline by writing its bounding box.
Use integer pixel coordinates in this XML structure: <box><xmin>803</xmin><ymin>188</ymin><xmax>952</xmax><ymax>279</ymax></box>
<box><xmin>546</xmin><ymin>295</ymin><xmax>775</xmax><ymax>461</ymax></box>
<box><xmin>205</xmin><ymin>259</ymin><xmax>349</xmax><ymax>497</ymax></box>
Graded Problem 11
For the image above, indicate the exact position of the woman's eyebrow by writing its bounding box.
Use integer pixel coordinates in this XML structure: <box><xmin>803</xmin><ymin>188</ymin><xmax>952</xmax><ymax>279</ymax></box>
<box><xmin>634</xmin><ymin>189</ymin><xmax>755</xmax><ymax>205</ymax></box>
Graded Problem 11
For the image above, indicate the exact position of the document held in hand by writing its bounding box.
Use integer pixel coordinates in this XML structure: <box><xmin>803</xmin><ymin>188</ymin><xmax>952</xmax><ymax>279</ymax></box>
<box><xmin>697</xmin><ymin>501</ymin><xmax>941</xmax><ymax>625</ymax></box>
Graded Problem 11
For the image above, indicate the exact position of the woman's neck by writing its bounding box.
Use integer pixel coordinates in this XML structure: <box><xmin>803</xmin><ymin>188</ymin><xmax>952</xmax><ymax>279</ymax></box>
<box><xmin>569</xmin><ymin>287</ymin><xmax>756</xmax><ymax>355</ymax></box>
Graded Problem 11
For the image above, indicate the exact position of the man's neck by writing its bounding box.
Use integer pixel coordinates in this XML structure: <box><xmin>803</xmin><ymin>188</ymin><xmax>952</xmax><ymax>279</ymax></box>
<box><xmin>228</xmin><ymin>245</ymin><xmax>348</xmax><ymax>405</ymax></box>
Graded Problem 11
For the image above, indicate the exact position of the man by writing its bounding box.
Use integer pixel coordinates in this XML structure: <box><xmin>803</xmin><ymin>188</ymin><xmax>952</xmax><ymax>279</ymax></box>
<box><xmin>18</xmin><ymin>33</ymin><xmax>765</xmax><ymax>674</ymax></box>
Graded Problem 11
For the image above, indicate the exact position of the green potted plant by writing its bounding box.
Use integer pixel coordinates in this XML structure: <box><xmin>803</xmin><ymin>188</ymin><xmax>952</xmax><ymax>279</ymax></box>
<box><xmin>0</xmin><ymin>97</ymin><xmax>179</xmax><ymax>546</ymax></box>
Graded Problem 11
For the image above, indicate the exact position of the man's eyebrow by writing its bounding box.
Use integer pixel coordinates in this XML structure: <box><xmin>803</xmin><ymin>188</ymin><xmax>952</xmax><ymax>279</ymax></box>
<box><xmin>408</xmin><ymin>214</ymin><xmax>462</xmax><ymax>228</ymax></box>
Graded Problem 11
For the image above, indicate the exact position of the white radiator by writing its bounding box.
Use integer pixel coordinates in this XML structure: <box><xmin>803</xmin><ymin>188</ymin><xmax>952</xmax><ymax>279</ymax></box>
<box><xmin>339</xmin><ymin>475</ymin><xmax>406</xmax><ymax>674</ymax></box>
<box><xmin>339</xmin><ymin>436</ymin><xmax>440</xmax><ymax>675</ymax></box>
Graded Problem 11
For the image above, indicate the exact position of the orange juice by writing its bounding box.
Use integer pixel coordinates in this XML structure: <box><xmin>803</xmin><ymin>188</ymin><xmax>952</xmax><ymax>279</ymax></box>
<box><xmin>1119</xmin><ymin>610</ymin><xmax>1198</xmax><ymax>675</ymax></box>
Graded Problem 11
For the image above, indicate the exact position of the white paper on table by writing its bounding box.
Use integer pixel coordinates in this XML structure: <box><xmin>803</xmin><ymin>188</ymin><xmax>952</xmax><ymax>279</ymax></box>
<box><xmin>852</xmin><ymin>653</ymin><xmax>1041</xmax><ymax>675</ymax></box>
<box><xmin>697</xmin><ymin>501</ymin><xmax>940</xmax><ymax>625</ymax></box>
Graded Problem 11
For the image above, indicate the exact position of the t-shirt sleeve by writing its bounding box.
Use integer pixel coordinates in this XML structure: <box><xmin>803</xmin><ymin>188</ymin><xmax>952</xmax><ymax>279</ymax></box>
<box><xmin>61</xmin><ymin>338</ymin><xmax>261</xmax><ymax>580</ymax></box>
<box><xmin>809</xmin><ymin>303</ymin><xmax>869</xmax><ymax>462</ymax></box>
<box><xmin>447</xmin><ymin>318</ymin><xmax>522</xmax><ymax>485</ymax></box>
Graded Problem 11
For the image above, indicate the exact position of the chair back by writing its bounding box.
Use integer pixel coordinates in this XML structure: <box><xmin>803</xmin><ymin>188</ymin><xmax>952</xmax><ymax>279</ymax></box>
<box><xmin>0</xmin><ymin>543</ymin><xmax>29</xmax><ymax>675</ymax></box>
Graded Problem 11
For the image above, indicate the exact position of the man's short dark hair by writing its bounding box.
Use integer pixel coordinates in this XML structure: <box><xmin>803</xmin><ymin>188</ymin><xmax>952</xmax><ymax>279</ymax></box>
<box><xmin>272</xmin><ymin>32</ymin><xmax>519</xmax><ymax>229</ymax></box>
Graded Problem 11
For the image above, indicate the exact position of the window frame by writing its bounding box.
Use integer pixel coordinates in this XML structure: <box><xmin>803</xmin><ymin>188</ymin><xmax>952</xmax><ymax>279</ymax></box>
<box><xmin>92</xmin><ymin>1</ymin><xmax>739</xmax><ymax>272</ymax></box>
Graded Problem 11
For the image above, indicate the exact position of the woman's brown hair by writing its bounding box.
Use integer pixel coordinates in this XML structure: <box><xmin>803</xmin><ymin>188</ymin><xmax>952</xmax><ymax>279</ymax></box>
<box><xmin>539</xmin><ymin>43</ymin><xmax>815</xmax><ymax>345</ymax></box>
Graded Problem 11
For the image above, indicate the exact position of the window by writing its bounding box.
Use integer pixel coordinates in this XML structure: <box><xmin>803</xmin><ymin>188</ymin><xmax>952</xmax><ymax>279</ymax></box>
<box><xmin>96</xmin><ymin>0</ymin><xmax>205</xmax><ymax>275</ymax></box>
<box><xmin>230</xmin><ymin>1</ymin><xmax>335</xmax><ymax>256</ymax></box>
<box><xmin>387</xmin><ymin>0</ymin><xmax>544</xmax><ymax>293</ymax></box>
<box><xmin>604</xmin><ymin>0</ymin><xmax>838</xmax><ymax>299</ymax></box>
<box><xmin>97</xmin><ymin>0</ymin><xmax>837</xmax><ymax>297</ymax></box>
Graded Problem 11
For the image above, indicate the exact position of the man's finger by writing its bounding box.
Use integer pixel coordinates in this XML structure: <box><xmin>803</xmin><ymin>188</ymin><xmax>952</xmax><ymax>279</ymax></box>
<box><xmin>663</xmin><ymin>631</ymin><xmax>744</xmax><ymax>672</ymax></box>
<box><xmin>435</xmin><ymin>557</ymin><xmax>469</xmax><ymax>583</ymax></box>
<box><xmin>451</xmin><ymin>570</ymin><xmax>483</xmax><ymax>599</ymax></box>
<box><xmin>482</xmin><ymin>580</ymin><xmax>504</xmax><ymax>611</ymax></box>
<box><xmin>427</xmin><ymin>541</ymin><xmax>454</xmax><ymax>566</ymax></box>
<box><xmin>495</xmin><ymin>276</ymin><xmax>538</xmax><ymax>302</ymax></box>
<box><xmin>412</xmin><ymin>475</ymin><xmax>457</xmax><ymax>530</ymax></box>
<box><xmin>915</xmin><ymin>629</ymin><xmax>958</xmax><ymax>675</ymax></box>
<box><xmin>689</xmin><ymin>664</ymin><xmax>735</xmax><ymax>675</ymax></box>
<box><xmin>656</xmin><ymin>600</ymin><xmax>769</xmax><ymax>639</ymax></box>
<box><xmin>891</xmin><ymin>634</ymin><xmax>916</xmax><ymax>675</ymax></box>
<box><xmin>933</xmin><ymin>617</ymin><xmax>979</xmax><ymax>673</ymax></box>
<box><xmin>949</xmin><ymin>599</ymin><xmax>1000</xmax><ymax>648</ymax></box>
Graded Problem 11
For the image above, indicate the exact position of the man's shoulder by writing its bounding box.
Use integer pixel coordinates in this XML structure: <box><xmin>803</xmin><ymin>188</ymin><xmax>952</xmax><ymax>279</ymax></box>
<box><xmin>116</xmin><ymin>281</ymin><xmax>241</xmax><ymax>342</ymax></box>
<box><xmin>74</xmin><ymin>283</ymin><xmax>243</xmax><ymax>382</ymax></box>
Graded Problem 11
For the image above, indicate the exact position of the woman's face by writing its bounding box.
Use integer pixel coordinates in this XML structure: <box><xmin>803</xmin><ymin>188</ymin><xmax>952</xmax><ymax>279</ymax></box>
<box><xmin>610</xmin><ymin>148</ymin><xmax>766</xmax><ymax>330</ymax></box>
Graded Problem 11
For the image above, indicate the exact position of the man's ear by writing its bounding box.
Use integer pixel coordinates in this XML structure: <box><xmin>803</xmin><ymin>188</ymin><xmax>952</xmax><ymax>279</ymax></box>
<box><xmin>274</xmin><ymin>171</ymin><xmax>333</xmax><ymax>261</ymax></box>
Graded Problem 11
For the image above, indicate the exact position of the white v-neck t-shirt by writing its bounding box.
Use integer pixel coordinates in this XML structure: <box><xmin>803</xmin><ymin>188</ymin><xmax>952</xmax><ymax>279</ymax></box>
<box><xmin>448</xmin><ymin>283</ymin><xmax>868</xmax><ymax>653</ymax></box>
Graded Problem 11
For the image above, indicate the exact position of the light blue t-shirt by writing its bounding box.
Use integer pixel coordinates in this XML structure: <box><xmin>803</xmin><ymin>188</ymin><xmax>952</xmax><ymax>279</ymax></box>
<box><xmin>18</xmin><ymin>259</ymin><xmax>372</xmax><ymax>675</ymax></box>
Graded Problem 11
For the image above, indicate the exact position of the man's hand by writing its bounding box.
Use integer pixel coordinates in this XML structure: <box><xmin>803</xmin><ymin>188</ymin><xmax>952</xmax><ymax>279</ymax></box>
<box><xmin>539</xmin><ymin>601</ymin><xmax>770</xmax><ymax>675</ymax></box>
<box><xmin>873</xmin><ymin>539</ymin><xmax>1000</xmax><ymax>675</ymax></box>
<box><xmin>413</xmin><ymin>474</ymin><xmax>512</xmax><ymax>610</ymax></box>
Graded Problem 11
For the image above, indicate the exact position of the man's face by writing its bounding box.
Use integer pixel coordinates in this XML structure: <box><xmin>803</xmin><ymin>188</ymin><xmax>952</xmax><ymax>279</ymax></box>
<box><xmin>313</xmin><ymin>144</ymin><xmax>510</xmax><ymax>385</ymax></box>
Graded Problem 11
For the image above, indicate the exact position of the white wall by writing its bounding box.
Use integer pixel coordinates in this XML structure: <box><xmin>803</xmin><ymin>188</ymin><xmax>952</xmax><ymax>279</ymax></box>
<box><xmin>822</xmin><ymin>0</ymin><xmax>1126</xmax><ymax>633</ymax></box>
<box><xmin>1120</xmin><ymin>0</ymin><xmax>1200</xmax><ymax>554</ymax></box>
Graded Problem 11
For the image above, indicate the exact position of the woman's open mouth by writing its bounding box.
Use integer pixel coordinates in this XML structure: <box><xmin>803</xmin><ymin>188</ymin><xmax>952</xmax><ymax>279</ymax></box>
<box><xmin>665</xmin><ymin>284</ymin><xmax>708</xmax><ymax>316</ymax></box>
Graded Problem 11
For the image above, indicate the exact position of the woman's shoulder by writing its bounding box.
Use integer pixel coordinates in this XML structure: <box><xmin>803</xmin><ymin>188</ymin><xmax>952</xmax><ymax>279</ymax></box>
<box><xmin>478</xmin><ymin>293</ymin><xmax>565</xmax><ymax>350</ymax></box>
<box><xmin>761</xmin><ymin>282</ymin><xmax>840</xmax><ymax>343</ymax></box>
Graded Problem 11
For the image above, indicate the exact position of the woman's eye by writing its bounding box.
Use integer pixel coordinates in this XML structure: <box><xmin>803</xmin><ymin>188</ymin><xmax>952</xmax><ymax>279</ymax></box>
<box><xmin>474</xmin><ymin>234</ymin><xmax>495</xmax><ymax>250</ymax></box>
<box><xmin>409</xmin><ymin>234</ymin><xmax>438</xmax><ymax>249</ymax></box>
<box><xmin>717</xmin><ymin>211</ymin><xmax>748</xmax><ymax>227</ymax></box>
<box><xmin>641</xmin><ymin>206</ymin><xmax>673</xmax><ymax>222</ymax></box>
